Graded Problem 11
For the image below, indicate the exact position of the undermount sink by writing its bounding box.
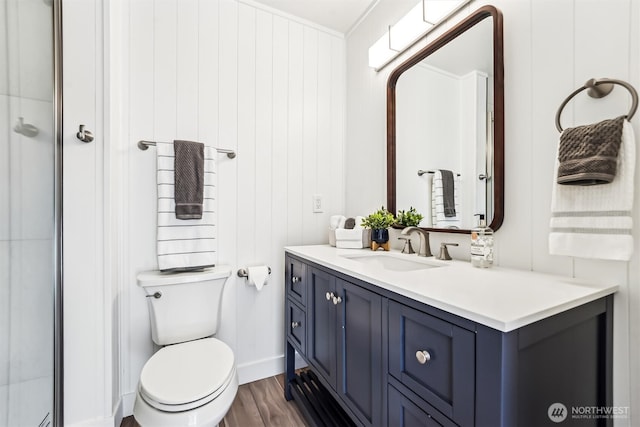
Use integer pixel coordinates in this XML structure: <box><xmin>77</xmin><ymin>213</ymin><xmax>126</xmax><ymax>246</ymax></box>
<box><xmin>340</xmin><ymin>253</ymin><xmax>442</xmax><ymax>272</ymax></box>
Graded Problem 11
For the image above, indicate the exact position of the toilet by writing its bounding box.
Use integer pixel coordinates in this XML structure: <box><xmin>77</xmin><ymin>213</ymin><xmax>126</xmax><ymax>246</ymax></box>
<box><xmin>133</xmin><ymin>266</ymin><xmax>238</xmax><ymax>427</ymax></box>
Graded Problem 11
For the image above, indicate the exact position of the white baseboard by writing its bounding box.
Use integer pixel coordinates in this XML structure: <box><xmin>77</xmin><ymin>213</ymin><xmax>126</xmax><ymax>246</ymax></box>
<box><xmin>66</xmin><ymin>397</ymin><xmax>125</xmax><ymax>427</ymax></box>
<box><xmin>237</xmin><ymin>355</ymin><xmax>283</xmax><ymax>385</ymax></box>
<box><xmin>237</xmin><ymin>353</ymin><xmax>307</xmax><ymax>385</ymax></box>
<box><xmin>113</xmin><ymin>395</ymin><xmax>124</xmax><ymax>427</ymax></box>
<box><xmin>66</xmin><ymin>417</ymin><xmax>115</xmax><ymax>427</ymax></box>
<box><xmin>121</xmin><ymin>391</ymin><xmax>137</xmax><ymax>418</ymax></box>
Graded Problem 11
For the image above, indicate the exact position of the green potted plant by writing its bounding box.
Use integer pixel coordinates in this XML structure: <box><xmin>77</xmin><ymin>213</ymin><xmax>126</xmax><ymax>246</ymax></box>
<box><xmin>395</xmin><ymin>207</ymin><xmax>424</xmax><ymax>227</ymax></box>
<box><xmin>361</xmin><ymin>206</ymin><xmax>396</xmax><ymax>249</ymax></box>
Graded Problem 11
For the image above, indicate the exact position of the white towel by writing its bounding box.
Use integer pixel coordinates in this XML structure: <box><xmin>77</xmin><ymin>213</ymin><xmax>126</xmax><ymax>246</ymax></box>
<box><xmin>156</xmin><ymin>141</ymin><xmax>218</xmax><ymax>271</ymax></box>
<box><xmin>549</xmin><ymin>120</ymin><xmax>635</xmax><ymax>261</ymax></box>
<box><xmin>431</xmin><ymin>170</ymin><xmax>462</xmax><ymax>228</ymax></box>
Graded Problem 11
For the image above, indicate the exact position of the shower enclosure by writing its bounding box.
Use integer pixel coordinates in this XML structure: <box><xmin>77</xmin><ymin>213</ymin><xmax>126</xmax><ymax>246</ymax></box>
<box><xmin>0</xmin><ymin>0</ymin><xmax>62</xmax><ymax>425</ymax></box>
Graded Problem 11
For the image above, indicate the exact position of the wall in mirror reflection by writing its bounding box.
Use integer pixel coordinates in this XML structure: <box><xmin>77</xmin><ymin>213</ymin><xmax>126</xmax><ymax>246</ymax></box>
<box><xmin>396</xmin><ymin>66</ymin><xmax>492</xmax><ymax>229</ymax></box>
<box><xmin>394</xmin><ymin>17</ymin><xmax>494</xmax><ymax>230</ymax></box>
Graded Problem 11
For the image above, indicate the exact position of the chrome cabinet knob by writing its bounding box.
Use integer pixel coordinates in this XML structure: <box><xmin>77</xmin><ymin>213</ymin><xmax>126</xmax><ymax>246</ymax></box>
<box><xmin>332</xmin><ymin>295</ymin><xmax>342</xmax><ymax>305</ymax></box>
<box><xmin>326</xmin><ymin>292</ymin><xmax>334</xmax><ymax>301</ymax></box>
<box><xmin>416</xmin><ymin>350</ymin><xmax>431</xmax><ymax>364</ymax></box>
<box><xmin>291</xmin><ymin>276</ymin><xmax>301</xmax><ymax>283</ymax></box>
<box><xmin>291</xmin><ymin>321</ymin><xmax>300</xmax><ymax>329</ymax></box>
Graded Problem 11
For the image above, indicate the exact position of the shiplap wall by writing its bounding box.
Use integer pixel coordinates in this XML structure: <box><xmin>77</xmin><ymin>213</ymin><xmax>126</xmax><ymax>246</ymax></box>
<box><xmin>119</xmin><ymin>0</ymin><xmax>345</xmax><ymax>411</ymax></box>
<box><xmin>346</xmin><ymin>0</ymin><xmax>639</xmax><ymax>425</ymax></box>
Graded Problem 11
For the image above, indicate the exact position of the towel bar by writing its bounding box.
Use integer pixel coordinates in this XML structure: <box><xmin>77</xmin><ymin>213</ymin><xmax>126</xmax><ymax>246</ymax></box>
<box><xmin>137</xmin><ymin>140</ymin><xmax>236</xmax><ymax>159</ymax></box>
<box><xmin>417</xmin><ymin>170</ymin><xmax>461</xmax><ymax>177</ymax></box>
<box><xmin>555</xmin><ymin>78</ymin><xmax>638</xmax><ymax>132</ymax></box>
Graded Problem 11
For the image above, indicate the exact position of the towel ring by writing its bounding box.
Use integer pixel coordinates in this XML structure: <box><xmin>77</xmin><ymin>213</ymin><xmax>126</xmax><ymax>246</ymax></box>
<box><xmin>555</xmin><ymin>78</ymin><xmax>638</xmax><ymax>132</ymax></box>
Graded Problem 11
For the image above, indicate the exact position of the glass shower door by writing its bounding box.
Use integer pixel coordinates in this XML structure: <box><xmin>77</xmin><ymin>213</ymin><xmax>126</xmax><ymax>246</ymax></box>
<box><xmin>0</xmin><ymin>0</ymin><xmax>58</xmax><ymax>425</ymax></box>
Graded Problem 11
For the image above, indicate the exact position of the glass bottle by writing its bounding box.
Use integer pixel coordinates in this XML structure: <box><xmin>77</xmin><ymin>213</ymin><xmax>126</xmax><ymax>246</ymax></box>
<box><xmin>470</xmin><ymin>214</ymin><xmax>494</xmax><ymax>268</ymax></box>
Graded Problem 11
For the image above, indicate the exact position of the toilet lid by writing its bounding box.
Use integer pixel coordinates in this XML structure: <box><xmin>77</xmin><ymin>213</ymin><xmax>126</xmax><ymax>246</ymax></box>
<box><xmin>140</xmin><ymin>338</ymin><xmax>235</xmax><ymax>406</ymax></box>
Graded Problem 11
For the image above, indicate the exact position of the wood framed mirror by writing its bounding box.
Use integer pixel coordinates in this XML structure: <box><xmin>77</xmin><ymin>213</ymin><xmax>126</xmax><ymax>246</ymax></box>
<box><xmin>387</xmin><ymin>5</ymin><xmax>503</xmax><ymax>233</ymax></box>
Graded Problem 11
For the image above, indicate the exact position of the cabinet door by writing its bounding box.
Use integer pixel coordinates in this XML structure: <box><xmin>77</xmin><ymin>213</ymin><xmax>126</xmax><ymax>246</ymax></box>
<box><xmin>389</xmin><ymin>301</ymin><xmax>475</xmax><ymax>426</ymax></box>
<box><xmin>286</xmin><ymin>256</ymin><xmax>307</xmax><ymax>306</ymax></box>
<box><xmin>337</xmin><ymin>279</ymin><xmax>383</xmax><ymax>427</ymax></box>
<box><xmin>307</xmin><ymin>267</ymin><xmax>337</xmax><ymax>389</ymax></box>
<box><xmin>388</xmin><ymin>385</ymin><xmax>456</xmax><ymax>427</ymax></box>
<box><xmin>286</xmin><ymin>300</ymin><xmax>306</xmax><ymax>354</ymax></box>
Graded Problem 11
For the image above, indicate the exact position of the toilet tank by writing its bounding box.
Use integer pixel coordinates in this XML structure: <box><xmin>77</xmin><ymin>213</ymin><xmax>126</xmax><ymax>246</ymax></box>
<box><xmin>137</xmin><ymin>266</ymin><xmax>232</xmax><ymax>346</ymax></box>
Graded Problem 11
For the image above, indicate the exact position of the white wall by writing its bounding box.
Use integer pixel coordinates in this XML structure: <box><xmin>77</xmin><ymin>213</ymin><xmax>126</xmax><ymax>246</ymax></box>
<box><xmin>115</xmin><ymin>0</ymin><xmax>345</xmax><ymax>415</ymax></box>
<box><xmin>346</xmin><ymin>0</ymin><xmax>639</xmax><ymax>424</ymax></box>
<box><xmin>396</xmin><ymin>65</ymin><xmax>461</xmax><ymax>226</ymax></box>
<box><xmin>62</xmin><ymin>0</ymin><xmax>116</xmax><ymax>425</ymax></box>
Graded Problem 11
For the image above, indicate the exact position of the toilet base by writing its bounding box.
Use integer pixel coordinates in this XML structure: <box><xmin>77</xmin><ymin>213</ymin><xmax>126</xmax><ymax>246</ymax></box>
<box><xmin>133</xmin><ymin>373</ymin><xmax>238</xmax><ymax>427</ymax></box>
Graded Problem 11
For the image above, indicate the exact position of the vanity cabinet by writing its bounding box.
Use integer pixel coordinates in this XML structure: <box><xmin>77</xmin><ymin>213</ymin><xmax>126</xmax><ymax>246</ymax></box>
<box><xmin>286</xmin><ymin>256</ymin><xmax>307</xmax><ymax>307</ymax></box>
<box><xmin>284</xmin><ymin>252</ymin><xmax>613</xmax><ymax>427</ymax></box>
<box><xmin>306</xmin><ymin>266</ymin><xmax>383</xmax><ymax>427</ymax></box>
<box><xmin>285</xmin><ymin>299</ymin><xmax>305</xmax><ymax>354</ymax></box>
<box><xmin>388</xmin><ymin>301</ymin><xmax>475</xmax><ymax>426</ymax></box>
<box><xmin>388</xmin><ymin>384</ymin><xmax>457</xmax><ymax>427</ymax></box>
<box><xmin>284</xmin><ymin>257</ymin><xmax>307</xmax><ymax>359</ymax></box>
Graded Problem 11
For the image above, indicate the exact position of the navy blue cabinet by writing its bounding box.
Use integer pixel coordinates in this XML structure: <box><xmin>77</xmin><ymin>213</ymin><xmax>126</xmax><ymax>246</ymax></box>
<box><xmin>285</xmin><ymin>299</ymin><xmax>305</xmax><ymax>354</ymax></box>
<box><xmin>306</xmin><ymin>267</ymin><xmax>383</xmax><ymax>427</ymax></box>
<box><xmin>336</xmin><ymin>278</ymin><xmax>383</xmax><ymax>427</ymax></box>
<box><xmin>307</xmin><ymin>267</ymin><xmax>338</xmax><ymax>389</ymax></box>
<box><xmin>388</xmin><ymin>384</ymin><xmax>457</xmax><ymax>427</ymax></box>
<box><xmin>389</xmin><ymin>301</ymin><xmax>475</xmax><ymax>426</ymax></box>
<box><xmin>284</xmin><ymin>253</ymin><xmax>613</xmax><ymax>427</ymax></box>
<box><xmin>286</xmin><ymin>257</ymin><xmax>307</xmax><ymax>307</ymax></box>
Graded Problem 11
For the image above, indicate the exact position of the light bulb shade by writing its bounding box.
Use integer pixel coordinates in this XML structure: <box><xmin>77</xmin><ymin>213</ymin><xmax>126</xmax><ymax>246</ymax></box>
<box><xmin>389</xmin><ymin>2</ymin><xmax>433</xmax><ymax>52</ymax></box>
<box><xmin>368</xmin><ymin>32</ymin><xmax>396</xmax><ymax>70</ymax></box>
<box><xmin>424</xmin><ymin>0</ymin><xmax>467</xmax><ymax>24</ymax></box>
<box><xmin>368</xmin><ymin>0</ymin><xmax>470</xmax><ymax>71</ymax></box>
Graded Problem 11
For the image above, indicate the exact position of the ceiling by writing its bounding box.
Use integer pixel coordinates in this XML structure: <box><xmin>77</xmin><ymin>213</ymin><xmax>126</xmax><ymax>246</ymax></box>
<box><xmin>250</xmin><ymin>0</ymin><xmax>379</xmax><ymax>34</ymax></box>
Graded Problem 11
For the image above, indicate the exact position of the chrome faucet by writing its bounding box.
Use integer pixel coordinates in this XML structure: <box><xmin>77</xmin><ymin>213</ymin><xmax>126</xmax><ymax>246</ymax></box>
<box><xmin>400</xmin><ymin>227</ymin><xmax>432</xmax><ymax>257</ymax></box>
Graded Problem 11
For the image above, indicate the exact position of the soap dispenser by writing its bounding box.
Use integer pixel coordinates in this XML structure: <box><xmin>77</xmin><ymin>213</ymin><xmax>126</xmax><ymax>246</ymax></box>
<box><xmin>470</xmin><ymin>214</ymin><xmax>494</xmax><ymax>268</ymax></box>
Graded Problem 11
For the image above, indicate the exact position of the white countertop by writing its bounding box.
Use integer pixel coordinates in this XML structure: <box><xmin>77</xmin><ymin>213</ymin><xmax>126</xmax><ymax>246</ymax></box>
<box><xmin>285</xmin><ymin>245</ymin><xmax>618</xmax><ymax>332</ymax></box>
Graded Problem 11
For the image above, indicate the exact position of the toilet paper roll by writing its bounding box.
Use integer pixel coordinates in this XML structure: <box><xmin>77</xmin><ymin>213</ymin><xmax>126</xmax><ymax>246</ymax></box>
<box><xmin>247</xmin><ymin>265</ymin><xmax>270</xmax><ymax>291</ymax></box>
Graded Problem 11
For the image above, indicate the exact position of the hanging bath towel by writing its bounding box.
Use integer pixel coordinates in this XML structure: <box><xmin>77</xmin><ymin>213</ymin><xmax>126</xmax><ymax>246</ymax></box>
<box><xmin>156</xmin><ymin>141</ymin><xmax>218</xmax><ymax>271</ymax></box>
<box><xmin>431</xmin><ymin>169</ymin><xmax>462</xmax><ymax>228</ymax></box>
<box><xmin>549</xmin><ymin>119</ymin><xmax>635</xmax><ymax>261</ymax></box>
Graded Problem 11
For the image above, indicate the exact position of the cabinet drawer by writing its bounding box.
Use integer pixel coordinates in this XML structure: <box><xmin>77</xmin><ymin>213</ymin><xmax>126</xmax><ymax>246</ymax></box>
<box><xmin>286</xmin><ymin>300</ymin><xmax>306</xmax><ymax>353</ymax></box>
<box><xmin>286</xmin><ymin>257</ymin><xmax>307</xmax><ymax>306</ymax></box>
<box><xmin>388</xmin><ymin>384</ymin><xmax>457</xmax><ymax>427</ymax></box>
<box><xmin>389</xmin><ymin>301</ymin><xmax>475</xmax><ymax>426</ymax></box>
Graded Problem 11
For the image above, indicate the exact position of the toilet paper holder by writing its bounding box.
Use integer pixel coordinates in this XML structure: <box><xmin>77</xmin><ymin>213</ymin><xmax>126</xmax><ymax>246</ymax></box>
<box><xmin>237</xmin><ymin>266</ymin><xmax>272</xmax><ymax>278</ymax></box>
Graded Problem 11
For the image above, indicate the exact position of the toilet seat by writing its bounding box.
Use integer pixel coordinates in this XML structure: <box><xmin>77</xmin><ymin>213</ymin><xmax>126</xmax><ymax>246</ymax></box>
<box><xmin>139</xmin><ymin>338</ymin><xmax>235</xmax><ymax>412</ymax></box>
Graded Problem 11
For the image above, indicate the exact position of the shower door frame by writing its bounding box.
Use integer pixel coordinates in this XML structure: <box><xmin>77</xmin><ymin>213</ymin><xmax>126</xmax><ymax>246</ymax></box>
<box><xmin>53</xmin><ymin>0</ymin><xmax>64</xmax><ymax>425</ymax></box>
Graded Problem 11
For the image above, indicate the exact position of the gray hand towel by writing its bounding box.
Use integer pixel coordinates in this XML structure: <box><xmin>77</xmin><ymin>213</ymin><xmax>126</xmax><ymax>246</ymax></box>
<box><xmin>174</xmin><ymin>140</ymin><xmax>204</xmax><ymax>220</ymax></box>
<box><xmin>557</xmin><ymin>116</ymin><xmax>624</xmax><ymax>185</ymax></box>
<box><xmin>440</xmin><ymin>169</ymin><xmax>456</xmax><ymax>217</ymax></box>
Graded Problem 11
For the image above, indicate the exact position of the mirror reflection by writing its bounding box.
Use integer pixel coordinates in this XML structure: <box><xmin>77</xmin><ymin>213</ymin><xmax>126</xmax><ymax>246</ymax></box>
<box><xmin>388</xmin><ymin>6</ymin><xmax>503</xmax><ymax>233</ymax></box>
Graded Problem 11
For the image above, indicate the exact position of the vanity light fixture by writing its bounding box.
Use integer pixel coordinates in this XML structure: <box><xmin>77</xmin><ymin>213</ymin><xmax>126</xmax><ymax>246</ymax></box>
<box><xmin>368</xmin><ymin>0</ymin><xmax>470</xmax><ymax>71</ymax></box>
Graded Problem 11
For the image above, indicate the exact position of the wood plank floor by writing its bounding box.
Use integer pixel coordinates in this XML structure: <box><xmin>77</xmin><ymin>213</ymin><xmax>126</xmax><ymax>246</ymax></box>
<box><xmin>121</xmin><ymin>374</ymin><xmax>309</xmax><ymax>427</ymax></box>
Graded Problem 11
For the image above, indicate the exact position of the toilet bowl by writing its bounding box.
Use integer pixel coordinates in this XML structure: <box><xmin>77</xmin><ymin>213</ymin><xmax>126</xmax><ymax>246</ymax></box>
<box><xmin>133</xmin><ymin>267</ymin><xmax>237</xmax><ymax>427</ymax></box>
<box><xmin>134</xmin><ymin>338</ymin><xmax>238</xmax><ymax>426</ymax></box>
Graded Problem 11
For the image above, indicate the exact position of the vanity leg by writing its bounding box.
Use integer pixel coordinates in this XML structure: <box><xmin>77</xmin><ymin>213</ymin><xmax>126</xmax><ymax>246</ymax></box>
<box><xmin>284</xmin><ymin>341</ymin><xmax>296</xmax><ymax>401</ymax></box>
